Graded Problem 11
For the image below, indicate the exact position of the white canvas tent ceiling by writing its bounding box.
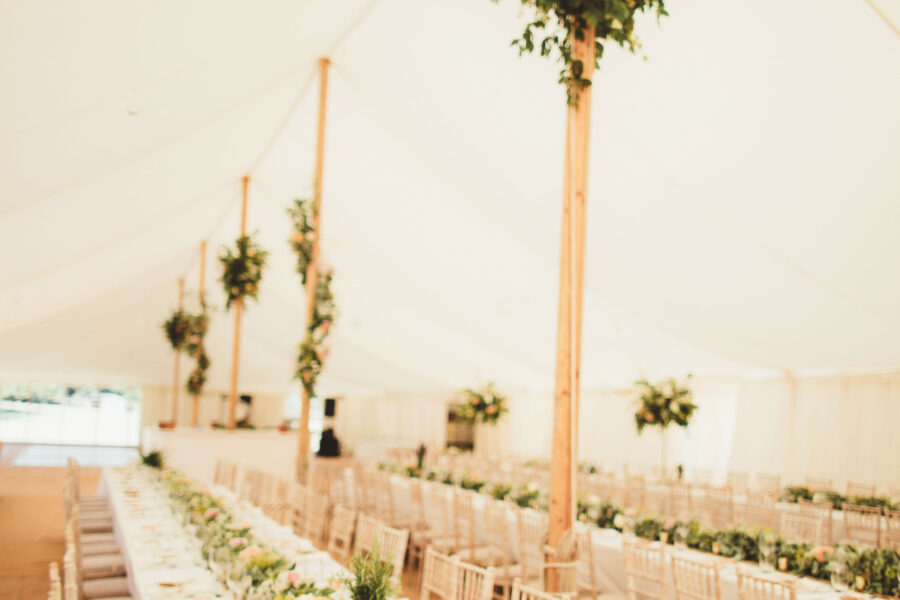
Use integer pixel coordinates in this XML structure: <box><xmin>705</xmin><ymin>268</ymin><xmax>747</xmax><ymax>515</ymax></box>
<box><xmin>1</xmin><ymin>0</ymin><xmax>898</xmax><ymax>396</ymax></box>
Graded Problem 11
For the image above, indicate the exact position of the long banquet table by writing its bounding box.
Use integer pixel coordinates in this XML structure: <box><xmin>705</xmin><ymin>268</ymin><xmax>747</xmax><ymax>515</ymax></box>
<box><xmin>99</xmin><ymin>465</ymin><xmax>346</xmax><ymax>600</ymax></box>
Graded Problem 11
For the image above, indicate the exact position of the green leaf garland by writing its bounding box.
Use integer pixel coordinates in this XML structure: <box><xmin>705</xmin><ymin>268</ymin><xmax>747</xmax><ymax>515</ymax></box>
<box><xmin>219</xmin><ymin>233</ymin><xmax>268</xmax><ymax>309</ymax></box>
<box><xmin>495</xmin><ymin>0</ymin><xmax>668</xmax><ymax>105</ymax></box>
<box><xmin>162</xmin><ymin>308</ymin><xmax>191</xmax><ymax>350</ymax></box>
<box><xmin>288</xmin><ymin>199</ymin><xmax>337</xmax><ymax>396</ymax></box>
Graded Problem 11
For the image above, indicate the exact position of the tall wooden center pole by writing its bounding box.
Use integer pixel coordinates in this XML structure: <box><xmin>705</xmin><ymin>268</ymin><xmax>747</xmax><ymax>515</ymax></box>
<box><xmin>548</xmin><ymin>27</ymin><xmax>594</xmax><ymax>591</ymax></box>
<box><xmin>171</xmin><ymin>277</ymin><xmax>185</xmax><ymax>424</ymax></box>
<box><xmin>296</xmin><ymin>57</ymin><xmax>331</xmax><ymax>484</ymax></box>
<box><xmin>192</xmin><ymin>239</ymin><xmax>207</xmax><ymax>426</ymax></box>
<box><xmin>227</xmin><ymin>176</ymin><xmax>250</xmax><ymax>430</ymax></box>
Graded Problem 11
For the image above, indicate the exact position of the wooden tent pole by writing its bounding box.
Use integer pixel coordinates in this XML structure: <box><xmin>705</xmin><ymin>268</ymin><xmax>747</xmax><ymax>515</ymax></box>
<box><xmin>296</xmin><ymin>57</ymin><xmax>331</xmax><ymax>484</ymax></box>
<box><xmin>227</xmin><ymin>176</ymin><xmax>249</xmax><ymax>430</ymax></box>
<box><xmin>171</xmin><ymin>277</ymin><xmax>185</xmax><ymax>424</ymax></box>
<box><xmin>191</xmin><ymin>239</ymin><xmax>207</xmax><ymax>426</ymax></box>
<box><xmin>548</xmin><ymin>27</ymin><xmax>594</xmax><ymax>592</ymax></box>
<box><xmin>573</xmin><ymin>29</ymin><xmax>595</xmax><ymax>465</ymax></box>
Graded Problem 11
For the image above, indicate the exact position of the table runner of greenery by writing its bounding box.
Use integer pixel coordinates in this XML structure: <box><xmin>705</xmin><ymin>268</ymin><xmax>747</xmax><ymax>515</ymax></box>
<box><xmin>160</xmin><ymin>469</ymin><xmax>339</xmax><ymax>600</ymax></box>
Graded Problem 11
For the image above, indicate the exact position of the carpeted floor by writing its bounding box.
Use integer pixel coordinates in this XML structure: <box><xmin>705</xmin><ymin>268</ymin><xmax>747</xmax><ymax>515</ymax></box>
<box><xmin>0</xmin><ymin>465</ymin><xmax>100</xmax><ymax>600</ymax></box>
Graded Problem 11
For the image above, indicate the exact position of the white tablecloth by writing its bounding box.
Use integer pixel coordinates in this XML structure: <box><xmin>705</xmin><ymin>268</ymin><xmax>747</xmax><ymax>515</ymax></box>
<box><xmin>100</xmin><ymin>466</ymin><xmax>346</xmax><ymax>600</ymax></box>
<box><xmin>100</xmin><ymin>467</ymin><xmax>231</xmax><ymax>600</ymax></box>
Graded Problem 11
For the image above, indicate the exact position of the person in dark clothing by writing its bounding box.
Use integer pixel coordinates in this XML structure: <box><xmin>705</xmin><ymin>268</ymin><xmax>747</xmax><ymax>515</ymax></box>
<box><xmin>317</xmin><ymin>427</ymin><xmax>340</xmax><ymax>457</ymax></box>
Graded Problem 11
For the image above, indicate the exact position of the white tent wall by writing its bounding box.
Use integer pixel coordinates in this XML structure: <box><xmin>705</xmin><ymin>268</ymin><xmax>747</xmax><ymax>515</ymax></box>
<box><xmin>492</xmin><ymin>373</ymin><xmax>900</xmax><ymax>490</ymax></box>
<box><xmin>139</xmin><ymin>385</ymin><xmax>287</xmax><ymax>432</ymax></box>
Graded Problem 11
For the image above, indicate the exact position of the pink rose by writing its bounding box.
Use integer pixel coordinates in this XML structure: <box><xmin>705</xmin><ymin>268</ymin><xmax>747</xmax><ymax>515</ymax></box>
<box><xmin>663</xmin><ymin>519</ymin><xmax>676</xmax><ymax>530</ymax></box>
<box><xmin>625</xmin><ymin>507</ymin><xmax>639</xmax><ymax>517</ymax></box>
<box><xmin>486</xmin><ymin>405</ymin><xmax>498</xmax><ymax>414</ymax></box>
<box><xmin>239</xmin><ymin>546</ymin><xmax>263</xmax><ymax>561</ymax></box>
<box><xmin>228</xmin><ymin>537</ymin><xmax>248</xmax><ymax>548</ymax></box>
<box><xmin>286</xmin><ymin>571</ymin><xmax>301</xmax><ymax>585</ymax></box>
<box><xmin>645</xmin><ymin>412</ymin><xmax>655</xmax><ymax>422</ymax></box>
<box><xmin>204</xmin><ymin>508</ymin><xmax>219</xmax><ymax>520</ymax></box>
<box><xmin>813</xmin><ymin>546</ymin><xmax>833</xmax><ymax>563</ymax></box>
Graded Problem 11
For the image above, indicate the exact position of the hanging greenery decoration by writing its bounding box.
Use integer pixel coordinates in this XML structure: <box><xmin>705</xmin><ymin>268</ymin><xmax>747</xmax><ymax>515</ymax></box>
<box><xmin>288</xmin><ymin>198</ymin><xmax>337</xmax><ymax>396</ymax></box>
<box><xmin>287</xmin><ymin>198</ymin><xmax>316</xmax><ymax>286</ymax></box>
<box><xmin>495</xmin><ymin>0</ymin><xmax>668</xmax><ymax>104</ymax></box>
<box><xmin>183</xmin><ymin>308</ymin><xmax>210</xmax><ymax>395</ymax></box>
<box><xmin>162</xmin><ymin>308</ymin><xmax>191</xmax><ymax>350</ymax></box>
<box><xmin>634</xmin><ymin>376</ymin><xmax>696</xmax><ymax>434</ymax></box>
<box><xmin>219</xmin><ymin>233</ymin><xmax>268</xmax><ymax>309</ymax></box>
<box><xmin>457</xmin><ymin>383</ymin><xmax>509</xmax><ymax>425</ymax></box>
<box><xmin>186</xmin><ymin>351</ymin><xmax>210</xmax><ymax>395</ymax></box>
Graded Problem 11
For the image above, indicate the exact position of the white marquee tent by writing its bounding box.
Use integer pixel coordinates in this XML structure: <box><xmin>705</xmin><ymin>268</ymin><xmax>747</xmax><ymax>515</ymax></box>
<box><xmin>1</xmin><ymin>0</ymin><xmax>899</xmax><ymax>483</ymax></box>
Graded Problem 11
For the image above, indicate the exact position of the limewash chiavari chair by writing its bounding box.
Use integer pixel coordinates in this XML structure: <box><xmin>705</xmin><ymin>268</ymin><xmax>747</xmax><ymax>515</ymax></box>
<box><xmin>797</xmin><ymin>499</ymin><xmax>833</xmax><ymax>544</ymax></box>
<box><xmin>49</xmin><ymin>561</ymin><xmax>62</xmax><ymax>600</ymax></box>
<box><xmin>540</xmin><ymin>528</ymin><xmax>579</xmax><ymax>595</ymax></box>
<box><xmin>66</xmin><ymin>459</ymin><xmax>109</xmax><ymax>510</ymax></box>
<box><xmin>735</xmin><ymin>567</ymin><xmax>797</xmax><ymax>600</ymax></box>
<box><xmin>421</xmin><ymin>547</ymin><xmax>459</xmax><ymax>600</ymax></box>
<box><xmin>884</xmin><ymin>509</ymin><xmax>900</xmax><ymax>550</ymax></box>
<box><xmin>692</xmin><ymin>470</ymin><xmax>713</xmax><ymax>486</ymax></box>
<box><xmin>454</xmin><ymin>489</ymin><xmax>490</xmax><ymax>563</ymax></box>
<box><xmin>670</xmin><ymin>554</ymin><xmax>722</xmax><ymax>600</ymax></box>
<box><xmin>303</xmin><ymin>491</ymin><xmax>331</xmax><ymax>546</ymax></box>
<box><xmin>378</xmin><ymin>523</ymin><xmax>410</xmax><ymax>576</ymax></box>
<box><xmin>213</xmin><ymin>460</ymin><xmax>227</xmax><ymax>485</ymax></box>
<box><xmin>63</xmin><ymin>479</ymin><xmax>114</xmax><ymax>539</ymax></box>
<box><xmin>625</xmin><ymin>476</ymin><xmax>646</xmax><ymax>511</ymax></box>
<box><xmin>846</xmin><ymin>482</ymin><xmax>876</xmax><ymax>499</ymax></box>
<box><xmin>238</xmin><ymin>468</ymin><xmax>261</xmax><ymax>503</ymax></box>
<box><xmin>327</xmin><ymin>505</ymin><xmax>357</xmax><ymax>562</ymax></box>
<box><xmin>67</xmin><ymin>506</ymin><xmax>126</xmax><ymax>577</ymax></box>
<box><xmin>726</xmin><ymin>472</ymin><xmax>749</xmax><ymax>494</ymax></box>
<box><xmin>259</xmin><ymin>475</ymin><xmax>291</xmax><ymax>524</ymax></box>
<box><xmin>373</xmin><ymin>471</ymin><xmax>397</xmax><ymax>524</ymax></box>
<box><xmin>575</xmin><ymin>524</ymin><xmax>600</xmax><ymax>600</ymax></box>
<box><xmin>693</xmin><ymin>498</ymin><xmax>728</xmax><ymax>530</ymax></box>
<box><xmin>422</xmin><ymin>482</ymin><xmax>457</xmax><ymax>554</ymax></box>
<box><xmin>354</xmin><ymin>513</ymin><xmax>383</xmax><ymax>556</ymax></box>
<box><xmin>733</xmin><ymin>502</ymin><xmax>777</xmax><ymax>531</ymax></box>
<box><xmin>643</xmin><ymin>489</ymin><xmax>667</xmax><ymax>517</ymax></box>
<box><xmin>668</xmin><ymin>483</ymin><xmax>693</xmax><ymax>520</ymax></box>
<box><xmin>623</xmin><ymin>539</ymin><xmax>668</xmax><ymax>600</ymax></box>
<box><xmin>804</xmin><ymin>477</ymin><xmax>832</xmax><ymax>493</ymax></box>
<box><xmin>409</xmin><ymin>481</ymin><xmax>438</xmax><ymax>572</ymax></box>
<box><xmin>518</xmin><ymin>508</ymin><xmax>550</xmax><ymax>584</ymax></box>
<box><xmin>755</xmin><ymin>474</ymin><xmax>781</xmax><ymax>497</ymax></box>
<box><xmin>511</xmin><ymin>578</ymin><xmax>569</xmax><ymax>600</ymax></box>
<box><xmin>842</xmin><ymin>503</ymin><xmax>882</xmax><ymax>547</ymax></box>
<box><xmin>64</xmin><ymin>526</ymin><xmax>131</xmax><ymax>600</ymax></box>
<box><xmin>421</xmin><ymin>547</ymin><xmax>496</xmax><ymax>600</ymax></box>
<box><xmin>484</xmin><ymin>499</ymin><xmax>520</xmax><ymax>600</ymax></box>
<box><xmin>778</xmin><ymin>507</ymin><xmax>825</xmax><ymax>545</ymax></box>
<box><xmin>289</xmin><ymin>482</ymin><xmax>308</xmax><ymax>536</ymax></box>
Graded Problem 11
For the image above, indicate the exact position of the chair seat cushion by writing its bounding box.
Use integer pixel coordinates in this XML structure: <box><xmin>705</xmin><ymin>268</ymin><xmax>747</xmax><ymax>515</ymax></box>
<box><xmin>80</xmin><ymin>497</ymin><xmax>110</xmax><ymax>507</ymax></box>
<box><xmin>82</xmin><ymin>576</ymin><xmax>131</xmax><ymax>599</ymax></box>
<box><xmin>81</xmin><ymin>519</ymin><xmax>114</xmax><ymax>534</ymax></box>
<box><xmin>83</xmin><ymin>531</ymin><xmax>117</xmax><ymax>545</ymax></box>
<box><xmin>82</xmin><ymin>553</ymin><xmax>126</xmax><ymax>579</ymax></box>
<box><xmin>83</xmin><ymin>540</ymin><xmax>121</xmax><ymax>555</ymax></box>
